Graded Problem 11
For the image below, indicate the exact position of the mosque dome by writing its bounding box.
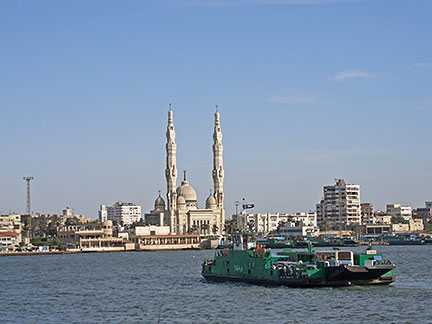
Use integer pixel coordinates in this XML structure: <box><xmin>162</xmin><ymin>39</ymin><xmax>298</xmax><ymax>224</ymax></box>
<box><xmin>206</xmin><ymin>194</ymin><xmax>217</xmax><ymax>209</ymax></box>
<box><xmin>154</xmin><ymin>194</ymin><xmax>165</xmax><ymax>211</ymax></box>
<box><xmin>176</xmin><ymin>180</ymin><xmax>197</xmax><ymax>203</ymax></box>
<box><xmin>177</xmin><ymin>195</ymin><xmax>186</xmax><ymax>205</ymax></box>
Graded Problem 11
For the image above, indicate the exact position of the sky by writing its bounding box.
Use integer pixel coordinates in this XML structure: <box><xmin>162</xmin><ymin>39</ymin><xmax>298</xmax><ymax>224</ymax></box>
<box><xmin>0</xmin><ymin>0</ymin><xmax>431</xmax><ymax>219</ymax></box>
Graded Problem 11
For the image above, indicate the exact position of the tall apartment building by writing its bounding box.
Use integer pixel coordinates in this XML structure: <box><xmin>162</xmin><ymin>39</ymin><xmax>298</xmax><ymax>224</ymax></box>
<box><xmin>386</xmin><ymin>204</ymin><xmax>412</xmax><ymax>221</ymax></box>
<box><xmin>98</xmin><ymin>205</ymin><xmax>108</xmax><ymax>222</ymax></box>
<box><xmin>361</xmin><ymin>203</ymin><xmax>374</xmax><ymax>224</ymax></box>
<box><xmin>316</xmin><ymin>179</ymin><xmax>361</xmax><ymax>230</ymax></box>
<box><xmin>99</xmin><ymin>201</ymin><xmax>142</xmax><ymax>225</ymax></box>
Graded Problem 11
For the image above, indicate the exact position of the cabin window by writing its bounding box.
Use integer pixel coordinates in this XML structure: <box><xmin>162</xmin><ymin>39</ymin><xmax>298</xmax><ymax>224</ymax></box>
<box><xmin>248</xmin><ymin>270</ymin><xmax>251</xmax><ymax>274</ymax></box>
<box><xmin>270</xmin><ymin>270</ymin><xmax>273</xmax><ymax>276</ymax></box>
<box><xmin>338</xmin><ymin>252</ymin><xmax>352</xmax><ymax>260</ymax></box>
<box><xmin>227</xmin><ymin>268</ymin><xmax>230</xmax><ymax>273</ymax></box>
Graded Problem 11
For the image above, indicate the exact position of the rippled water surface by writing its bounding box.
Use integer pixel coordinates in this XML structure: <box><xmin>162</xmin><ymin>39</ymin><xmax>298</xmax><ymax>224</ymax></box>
<box><xmin>1</xmin><ymin>245</ymin><xmax>432</xmax><ymax>324</ymax></box>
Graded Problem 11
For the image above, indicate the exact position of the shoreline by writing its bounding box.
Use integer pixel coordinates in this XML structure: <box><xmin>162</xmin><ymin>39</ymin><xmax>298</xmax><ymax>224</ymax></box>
<box><xmin>2</xmin><ymin>243</ymin><xmax>431</xmax><ymax>257</ymax></box>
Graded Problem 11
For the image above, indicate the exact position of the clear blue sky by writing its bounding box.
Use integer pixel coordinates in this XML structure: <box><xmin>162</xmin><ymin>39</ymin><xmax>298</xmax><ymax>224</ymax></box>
<box><xmin>1</xmin><ymin>0</ymin><xmax>431</xmax><ymax>218</ymax></box>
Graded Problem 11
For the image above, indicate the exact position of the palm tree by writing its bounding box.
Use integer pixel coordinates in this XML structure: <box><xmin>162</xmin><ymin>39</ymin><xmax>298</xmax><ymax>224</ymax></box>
<box><xmin>201</xmin><ymin>223</ymin><xmax>210</xmax><ymax>235</ymax></box>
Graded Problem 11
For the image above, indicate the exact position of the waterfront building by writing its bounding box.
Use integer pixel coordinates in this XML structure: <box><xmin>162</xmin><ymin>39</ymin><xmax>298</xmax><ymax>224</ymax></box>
<box><xmin>134</xmin><ymin>225</ymin><xmax>170</xmax><ymax>236</ymax></box>
<box><xmin>361</xmin><ymin>224</ymin><xmax>392</xmax><ymax>239</ymax></box>
<box><xmin>316</xmin><ymin>179</ymin><xmax>361</xmax><ymax>230</ymax></box>
<box><xmin>57</xmin><ymin>220</ymin><xmax>123</xmax><ymax>250</ymax></box>
<box><xmin>278</xmin><ymin>222</ymin><xmax>319</xmax><ymax>237</ymax></box>
<box><xmin>100</xmin><ymin>201</ymin><xmax>142</xmax><ymax>225</ymax></box>
<box><xmin>291</xmin><ymin>212</ymin><xmax>318</xmax><ymax>227</ymax></box>
<box><xmin>132</xmin><ymin>234</ymin><xmax>200</xmax><ymax>250</ymax></box>
<box><xmin>235</xmin><ymin>212</ymin><xmax>291</xmax><ymax>234</ymax></box>
<box><xmin>386</xmin><ymin>204</ymin><xmax>412</xmax><ymax>221</ymax></box>
<box><xmin>234</xmin><ymin>211</ymin><xmax>316</xmax><ymax>234</ymax></box>
<box><xmin>0</xmin><ymin>227</ymin><xmax>20</xmax><ymax>246</ymax></box>
<box><xmin>0</xmin><ymin>214</ymin><xmax>22</xmax><ymax>233</ymax></box>
<box><xmin>146</xmin><ymin>109</ymin><xmax>225</xmax><ymax>236</ymax></box>
<box><xmin>361</xmin><ymin>203</ymin><xmax>375</xmax><ymax>224</ymax></box>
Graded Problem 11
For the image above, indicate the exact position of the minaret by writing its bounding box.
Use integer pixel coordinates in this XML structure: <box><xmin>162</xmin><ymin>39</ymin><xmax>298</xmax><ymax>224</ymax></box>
<box><xmin>212</xmin><ymin>107</ymin><xmax>224</xmax><ymax>209</ymax></box>
<box><xmin>165</xmin><ymin>106</ymin><xmax>177</xmax><ymax>233</ymax></box>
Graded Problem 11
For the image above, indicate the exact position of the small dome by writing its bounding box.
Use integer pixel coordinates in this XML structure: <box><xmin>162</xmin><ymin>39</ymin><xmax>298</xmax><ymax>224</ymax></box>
<box><xmin>176</xmin><ymin>180</ymin><xmax>197</xmax><ymax>203</ymax></box>
<box><xmin>103</xmin><ymin>220</ymin><xmax>112</xmax><ymax>227</ymax></box>
<box><xmin>206</xmin><ymin>195</ymin><xmax>217</xmax><ymax>209</ymax></box>
<box><xmin>177</xmin><ymin>195</ymin><xmax>186</xmax><ymax>205</ymax></box>
<box><xmin>154</xmin><ymin>194</ymin><xmax>165</xmax><ymax>211</ymax></box>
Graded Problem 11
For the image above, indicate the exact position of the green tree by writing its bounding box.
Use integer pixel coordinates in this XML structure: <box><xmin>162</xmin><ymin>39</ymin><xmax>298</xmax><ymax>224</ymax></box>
<box><xmin>65</xmin><ymin>217</ymin><xmax>82</xmax><ymax>226</ymax></box>
<box><xmin>201</xmin><ymin>223</ymin><xmax>210</xmax><ymax>235</ymax></box>
<box><xmin>391</xmin><ymin>216</ymin><xmax>409</xmax><ymax>224</ymax></box>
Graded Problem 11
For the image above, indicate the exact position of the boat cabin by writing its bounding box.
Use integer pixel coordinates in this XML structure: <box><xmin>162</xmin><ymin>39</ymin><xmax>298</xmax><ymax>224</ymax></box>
<box><xmin>315</xmin><ymin>251</ymin><xmax>354</xmax><ymax>266</ymax></box>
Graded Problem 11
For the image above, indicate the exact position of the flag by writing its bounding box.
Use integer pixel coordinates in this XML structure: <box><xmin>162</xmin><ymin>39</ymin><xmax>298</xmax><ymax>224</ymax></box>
<box><xmin>243</xmin><ymin>204</ymin><xmax>255</xmax><ymax>209</ymax></box>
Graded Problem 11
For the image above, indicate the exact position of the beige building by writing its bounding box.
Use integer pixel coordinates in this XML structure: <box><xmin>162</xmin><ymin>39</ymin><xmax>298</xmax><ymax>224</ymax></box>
<box><xmin>410</xmin><ymin>219</ymin><xmax>424</xmax><ymax>232</ymax></box>
<box><xmin>386</xmin><ymin>204</ymin><xmax>412</xmax><ymax>221</ymax></box>
<box><xmin>316</xmin><ymin>179</ymin><xmax>361</xmax><ymax>229</ymax></box>
<box><xmin>57</xmin><ymin>220</ymin><xmax>123</xmax><ymax>251</ymax></box>
<box><xmin>0</xmin><ymin>227</ymin><xmax>20</xmax><ymax>246</ymax></box>
<box><xmin>0</xmin><ymin>215</ymin><xmax>22</xmax><ymax>244</ymax></box>
<box><xmin>361</xmin><ymin>203</ymin><xmax>374</xmax><ymax>224</ymax></box>
<box><xmin>149</xmin><ymin>109</ymin><xmax>225</xmax><ymax>236</ymax></box>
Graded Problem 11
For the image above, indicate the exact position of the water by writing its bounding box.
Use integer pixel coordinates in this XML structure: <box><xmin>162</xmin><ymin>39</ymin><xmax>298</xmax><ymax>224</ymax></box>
<box><xmin>1</xmin><ymin>245</ymin><xmax>431</xmax><ymax>324</ymax></box>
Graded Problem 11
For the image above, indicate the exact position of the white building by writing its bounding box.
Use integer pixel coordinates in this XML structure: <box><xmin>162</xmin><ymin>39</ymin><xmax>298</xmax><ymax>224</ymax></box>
<box><xmin>100</xmin><ymin>202</ymin><xmax>142</xmax><ymax>225</ymax></box>
<box><xmin>134</xmin><ymin>225</ymin><xmax>170</xmax><ymax>236</ymax></box>
<box><xmin>62</xmin><ymin>207</ymin><xmax>74</xmax><ymax>217</ymax></box>
<box><xmin>0</xmin><ymin>227</ymin><xmax>20</xmax><ymax>246</ymax></box>
<box><xmin>278</xmin><ymin>223</ymin><xmax>320</xmax><ymax>237</ymax></box>
<box><xmin>98</xmin><ymin>205</ymin><xmax>108</xmax><ymax>222</ymax></box>
<box><xmin>386</xmin><ymin>204</ymin><xmax>412</xmax><ymax>221</ymax></box>
<box><xmin>291</xmin><ymin>212</ymin><xmax>317</xmax><ymax>227</ymax></box>
<box><xmin>234</xmin><ymin>212</ymin><xmax>292</xmax><ymax>234</ymax></box>
<box><xmin>316</xmin><ymin>179</ymin><xmax>361</xmax><ymax>229</ymax></box>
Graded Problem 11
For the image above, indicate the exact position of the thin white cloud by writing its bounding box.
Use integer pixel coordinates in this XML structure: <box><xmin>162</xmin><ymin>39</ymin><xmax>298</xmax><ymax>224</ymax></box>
<box><xmin>411</xmin><ymin>63</ymin><xmax>432</xmax><ymax>69</ymax></box>
<box><xmin>301</xmin><ymin>153</ymin><xmax>332</xmax><ymax>162</ymax></box>
<box><xmin>329</xmin><ymin>70</ymin><xmax>372</xmax><ymax>82</ymax></box>
<box><xmin>173</xmin><ymin>0</ymin><xmax>354</xmax><ymax>6</ymax></box>
<box><xmin>268</xmin><ymin>95</ymin><xmax>321</xmax><ymax>105</ymax></box>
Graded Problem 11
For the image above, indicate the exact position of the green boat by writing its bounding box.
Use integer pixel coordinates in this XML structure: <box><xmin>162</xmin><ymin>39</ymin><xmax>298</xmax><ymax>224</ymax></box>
<box><xmin>202</xmin><ymin>235</ymin><xmax>395</xmax><ymax>288</ymax></box>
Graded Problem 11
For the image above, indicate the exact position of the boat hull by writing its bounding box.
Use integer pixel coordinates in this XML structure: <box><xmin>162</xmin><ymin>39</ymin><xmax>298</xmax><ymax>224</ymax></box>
<box><xmin>202</xmin><ymin>265</ymin><xmax>395</xmax><ymax>288</ymax></box>
<box><xmin>202</xmin><ymin>273</ymin><xmax>395</xmax><ymax>288</ymax></box>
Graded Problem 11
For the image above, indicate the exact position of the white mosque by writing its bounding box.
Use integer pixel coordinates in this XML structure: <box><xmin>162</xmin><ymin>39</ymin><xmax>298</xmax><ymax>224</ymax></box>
<box><xmin>147</xmin><ymin>108</ymin><xmax>225</xmax><ymax>236</ymax></box>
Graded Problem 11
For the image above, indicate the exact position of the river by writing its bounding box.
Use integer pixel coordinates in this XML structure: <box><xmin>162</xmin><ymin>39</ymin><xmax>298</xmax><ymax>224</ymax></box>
<box><xmin>1</xmin><ymin>245</ymin><xmax>431</xmax><ymax>324</ymax></box>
